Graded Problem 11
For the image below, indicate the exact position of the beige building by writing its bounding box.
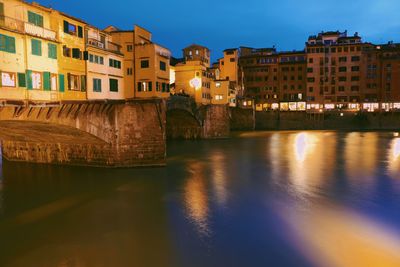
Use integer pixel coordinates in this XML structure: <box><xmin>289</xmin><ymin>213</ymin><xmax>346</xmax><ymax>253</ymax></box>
<box><xmin>0</xmin><ymin>0</ymin><xmax>59</xmax><ymax>102</ymax></box>
<box><xmin>105</xmin><ymin>25</ymin><xmax>171</xmax><ymax>99</ymax></box>
<box><xmin>86</xmin><ymin>25</ymin><xmax>124</xmax><ymax>100</ymax></box>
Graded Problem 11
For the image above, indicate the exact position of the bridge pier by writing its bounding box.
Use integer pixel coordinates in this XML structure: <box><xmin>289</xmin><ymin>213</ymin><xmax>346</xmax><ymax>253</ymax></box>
<box><xmin>0</xmin><ymin>99</ymin><xmax>166</xmax><ymax>167</ymax></box>
<box><xmin>166</xmin><ymin>96</ymin><xmax>230</xmax><ymax>140</ymax></box>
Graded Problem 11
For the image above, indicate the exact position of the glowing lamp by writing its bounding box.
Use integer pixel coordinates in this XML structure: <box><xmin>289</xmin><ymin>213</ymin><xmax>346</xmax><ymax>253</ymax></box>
<box><xmin>190</xmin><ymin>77</ymin><xmax>201</xmax><ymax>90</ymax></box>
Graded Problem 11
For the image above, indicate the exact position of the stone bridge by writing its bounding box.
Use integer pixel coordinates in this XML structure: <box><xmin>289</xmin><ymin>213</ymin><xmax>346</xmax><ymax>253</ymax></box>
<box><xmin>0</xmin><ymin>99</ymin><xmax>166</xmax><ymax>167</ymax></box>
<box><xmin>166</xmin><ymin>95</ymin><xmax>230</xmax><ymax>139</ymax></box>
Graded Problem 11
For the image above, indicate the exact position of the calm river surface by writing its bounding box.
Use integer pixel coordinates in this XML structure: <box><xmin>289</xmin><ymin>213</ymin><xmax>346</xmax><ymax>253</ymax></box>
<box><xmin>1</xmin><ymin>131</ymin><xmax>400</xmax><ymax>267</ymax></box>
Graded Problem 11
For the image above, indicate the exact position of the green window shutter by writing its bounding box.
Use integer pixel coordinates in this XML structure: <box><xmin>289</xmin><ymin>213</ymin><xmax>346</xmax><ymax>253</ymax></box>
<box><xmin>43</xmin><ymin>72</ymin><xmax>51</xmax><ymax>91</ymax></box>
<box><xmin>37</xmin><ymin>15</ymin><xmax>43</xmax><ymax>27</ymax></box>
<box><xmin>110</xmin><ymin>79</ymin><xmax>118</xmax><ymax>92</ymax></box>
<box><xmin>78</xmin><ymin>26</ymin><xmax>83</xmax><ymax>38</ymax></box>
<box><xmin>5</xmin><ymin>36</ymin><xmax>15</xmax><ymax>53</ymax></box>
<box><xmin>48</xmin><ymin>43</ymin><xmax>57</xmax><ymax>59</ymax></box>
<box><xmin>59</xmin><ymin>74</ymin><xmax>65</xmax><ymax>92</ymax></box>
<box><xmin>28</xmin><ymin>11</ymin><xmax>35</xmax><ymax>24</ymax></box>
<box><xmin>18</xmin><ymin>73</ymin><xmax>26</xmax><ymax>87</ymax></box>
<box><xmin>26</xmin><ymin>70</ymin><xmax>33</xmax><ymax>90</ymax></box>
<box><xmin>149</xmin><ymin>81</ymin><xmax>152</xmax><ymax>91</ymax></box>
<box><xmin>0</xmin><ymin>34</ymin><xmax>6</xmax><ymax>51</ymax></box>
<box><xmin>31</xmin><ymin>39</ymin><xmax>41</xmax><ymax>56</ymax></box>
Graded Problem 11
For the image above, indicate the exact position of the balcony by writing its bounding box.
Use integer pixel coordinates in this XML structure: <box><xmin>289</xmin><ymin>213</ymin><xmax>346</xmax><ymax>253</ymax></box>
<box><xmin>24</xmin><ymin>22</ymin><xmax>56</xmax><ymax>41</ymax></box>
<box><xmin>87</xmin><ymin>38</ymin><xmax>105</xmax><ymax>49</ymax></box>
<box><xmin>0</xmin><ymin>15</ymin><xmax>56</xmax><ymax>41</ymax></box>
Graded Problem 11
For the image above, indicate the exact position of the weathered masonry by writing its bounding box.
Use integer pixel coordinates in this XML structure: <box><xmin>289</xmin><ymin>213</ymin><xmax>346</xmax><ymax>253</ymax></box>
<box><xmin>0</xmin><ymin>99</ymin><xmax>166</xmax><ymax>167</ymax></box>
<box><xmin>166</xmin><ymin>96</ymin><xmax>230</xmax><ymax>140</ymax></box>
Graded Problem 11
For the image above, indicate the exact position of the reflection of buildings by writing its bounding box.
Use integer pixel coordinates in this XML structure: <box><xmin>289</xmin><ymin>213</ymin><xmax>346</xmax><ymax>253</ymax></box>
<box><xmin>388</xmin><ymin>138</ymin><xmax>400</xmax><ymax>178</ymax></box>
<box><xmin>344</xmin><ymin>132</ymin><xmax>378</xmax><ymax>183</ymax></box>
<box><xmin>210</xmin><ymin>151</ymin><xmax>228</xmax><ymax>208</ymax></box>
<box><xmin>184</xmin><ymin>161</ymin><xmax>210</xmax><ymax>236</ymax></box>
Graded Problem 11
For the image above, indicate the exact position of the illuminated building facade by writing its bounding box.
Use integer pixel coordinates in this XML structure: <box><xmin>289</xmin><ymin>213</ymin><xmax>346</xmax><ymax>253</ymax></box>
<box><xmin>105</xmin><ymin>25</ymin><xmax>171</xmax><ymax>99</ymax></box>
<box><xmin>86</xmin><ymin>25</ymin><xmax>124</xmax><ymax>100</ymax></box>
<box><xmin>239</xmin><ymin>31</ymin><xmax>400</xmax><ymax>112</ymax></box>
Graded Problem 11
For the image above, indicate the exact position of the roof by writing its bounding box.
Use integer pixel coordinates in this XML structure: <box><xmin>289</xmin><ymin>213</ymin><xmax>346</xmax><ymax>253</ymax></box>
<box><xmin>183</xmin><ymin>44</ymin><xmax>210</xmax><ymax>51</ymax></box>
<box><xmin>224</xmin><ymin>48</ymin><xmax>238</xmax><ymax>52</ymax></box>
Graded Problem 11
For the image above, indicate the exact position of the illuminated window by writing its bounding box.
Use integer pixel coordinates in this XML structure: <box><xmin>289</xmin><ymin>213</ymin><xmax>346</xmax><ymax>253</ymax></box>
<box><xmin>1</xmin><ymin>71</ymin><xmax>16</xmax><ymax>87</ymax></box>
<box><xmin>32</xmin><ymin>71</ymin><xmax>42</xmax><ymax>90</ymax></box>
<box><xmin>68</xmin><ymin>74</ymin><xmax>79</xmax><ymax>91</ymax></box>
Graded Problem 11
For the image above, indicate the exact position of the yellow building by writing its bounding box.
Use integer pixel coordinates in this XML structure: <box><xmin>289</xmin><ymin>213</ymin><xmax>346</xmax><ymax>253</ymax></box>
<box><xmin>219</xmin><ymin>48</ymin><xmax>239</xmax><ymax>82</ymax></box>
<box><xmin>50</xmin><ymin>10</ymin><xmax>87</xmax><ymax>101</ymax></box>
<box><xmin>0</xmin><ymin>0</ymin><xmax>59</xmax><ymax>102</ymax></box>
<box><xmin>105</xmin><ymin>25</ymin><xmax>171</xmax><ymax>99</ymax></box>
<box><xmin>86</xmin><ymin>25</ymin><xmax>124</xmax><ymax>100</ymax></box>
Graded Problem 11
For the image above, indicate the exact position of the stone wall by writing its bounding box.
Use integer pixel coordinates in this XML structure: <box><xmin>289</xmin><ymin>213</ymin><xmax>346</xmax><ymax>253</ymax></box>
<box><xmin>231</xmin><ymin>109</ymin><xmax>400</xmax><ymax>131</ymax></box>
<box><xmin>0</xmin><ymin>100</ymin><xmax>166</xmax><ymax>167</ymax></box>
<box><xmin>202</xmin><ymin>105</ymin><xmax>230</xmax><ymax>139</ymax></box>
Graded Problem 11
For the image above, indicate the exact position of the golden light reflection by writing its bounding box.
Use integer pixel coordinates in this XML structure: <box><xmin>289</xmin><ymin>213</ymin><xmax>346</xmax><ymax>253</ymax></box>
<box><xmin>210</xmin><ymin>151</ymin><xmax>228</xmax><ymax>208</ymax></box>
<box><xmin>279</xmin><ymin>203</ymin><xmax>400</xmax><ymax>267</ymax></box>
<box><xmin>388</xmin><ymin>138</ymin><xmax>400</xmax><ymax>177</ymax></box>
<box><xmin>345</xmin><ymin>133</ymin><xmax>378</xmax><ymax>183</ymax></box>
<box><xmin>184</xmin><ymin>161</ymin><xmax>210</xmax><ymax>236</ymax></box>
<box><xmin>282</xmin><ymin>132</ymin><xmax>336</xmax><ymax>197</ymax></box>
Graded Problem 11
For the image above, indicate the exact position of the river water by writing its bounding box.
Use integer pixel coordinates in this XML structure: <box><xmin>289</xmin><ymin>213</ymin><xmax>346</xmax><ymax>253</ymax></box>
<box><xmin>0</xmin><ymin>131</ymin><xmax>400</xmax><ymax>267</ymax></box>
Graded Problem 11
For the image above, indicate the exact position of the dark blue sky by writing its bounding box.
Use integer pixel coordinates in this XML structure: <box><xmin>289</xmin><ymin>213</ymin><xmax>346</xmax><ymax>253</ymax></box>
<box><xmin>38</xmin><ymin>0</ymin><xmax>399</xmax><ymax>61</ymax></box>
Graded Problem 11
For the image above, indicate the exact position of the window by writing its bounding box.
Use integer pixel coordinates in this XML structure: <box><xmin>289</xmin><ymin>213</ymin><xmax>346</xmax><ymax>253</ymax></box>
<box><xmin>309</xmin><ymin>87</ymin><xmax>314</xmax><ymax>93</ymax></box>
<box><xmin>63</xmin><ymin>46</ymin><xmax>71</xmax><ymax>57</ymax></box>
<box><xmin>215</xmin><ymin>95</ymin><xmax>223</xmax><ymax>100</ymax></box>
<box><xmin>351</xmin><ymin>86</ymin><xmax>359</xmax><ymax>91</ymax></box>
<box><xmin>307</xmin><ymin>68</ymin><xmax>313</xmax><ymax>73</ymax></box>
<box><xmin>148</xmin><ymin>82</ymin><xmax>152</xmax><ymax>91</ymax></box>
<box><xmin>230</xmin><ymin>58</ymin><xmax>235</xmax><ymax>62</ymax></box>
<box><xmin>127</xmin><ymin>68</ymin><xmax>133</xmax><ymax>75</ymax></box>
<box><xmin>110</xmin><ymin>79</ymin><xmax>118</xmax><ymax>92</ymax></box>
<box><xmin>309</xmin><ymin>58</ymin><xmax>313</xmax><ymax>63</ymax></box>
<box><xmin>48</xmin><ymin>43</ymin><xmax>57</xmax><ymax>59</ymax></box>
<box><xmin>68</xmin><ymin>74</ymin><xmax>79</xmax><ymax>91</ymax></box>
<box><xmin>339</xmin><ymin>56</ymin><xmax>347</xmax><ymax>62</ymax></box>
<box><xmin>28</xmin><ymin>11</ymin><xmax>43</xmax><ymax>27</ymax></box>
<box><xmin>351</xmin><ymin>66</ymin><xmax>359</xmax><ymax>72</ymax></box>
<box><xmin>0</xmin><ymin>34</ymin><xmax>16</xmax><ymax>53</ymax></box>
<box><xmin>307</xmin><ymin>77</ymin><xmax>315</xmax><ymax>82</ymax></box>
<box><xmin>351</xmin><ymin>56</ymin><xmax>360</xmax><ymax>62</ymax></box>
<box><xmin>351</xmin><ymin>76</ymin><xmax>359</xmax><ymax>81</ymax></box>
<box><xmin>51</xmin><ymin>73</ymin><xmax>57</xmax><ymax>91</ymax></box>
<box><xmin>109</xmin><ymin>59</ymin><xmax>121</xmax><ymax>69</ymax></box>
<box><xmin>18</xmin><ymin>73</ymin><xmax>26</xmax><ymax>87</ymax></box>
<box><xmin>31</xmin><ymin>71</ymin><xmax>42</xmax><ymax>89</ymax></box>
<box><xmin>127</xmin><ymin>45</ymin><xmax>133</xmax><ymax>52</ymax></box>
<box><xmin>141</xmin><ymin>60</ymin><xmax>149</xmax><ymax>68</ymax></box>
<box><xmin>93</xmin><ymin>78</ymin><xmax>102</xmax><ymax>92</ymax></box>
<box><xmin>160</xmin><ymin>61</ymin><xmax>166</xmax><ymax>71</ymax></box>
<box><xmin>339</xmin><ymin>67</ymin><xmax>347</xmax><ymax>72</ymax></box>
<box><xmin>1</xmin><ymin>71</ymin><xmax>16</xmax><ymax>87</ymax></box>
<box><xmin>72</xmin><ymin>48</ymin><xmax>81</xmax><ymax>59</ymax></box>
<box><xmin>31</xmin><ymin>39</ymin><xmax>41</xmax><ymax>56</ymax></box>
<box><xmin>338</xmin><ymin>86</ymin><xmax>345</xmax><ymax>92</ymax></box>
<box><xmin>339</xmin><ymin>76</ymin><xmax>347</xmax><ymax>82</ymax></box>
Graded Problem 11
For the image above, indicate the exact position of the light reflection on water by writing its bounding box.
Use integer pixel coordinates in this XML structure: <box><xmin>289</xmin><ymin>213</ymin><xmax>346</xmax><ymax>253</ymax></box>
<box><xmin>1</xmin><ymin>131</ymin><xmax>400</xmax><ymax>267</ymax></box>
<box><xmin>388</xmin><ymin>138</ymin><xmax>400</xmax><ymax>178</ymax></box>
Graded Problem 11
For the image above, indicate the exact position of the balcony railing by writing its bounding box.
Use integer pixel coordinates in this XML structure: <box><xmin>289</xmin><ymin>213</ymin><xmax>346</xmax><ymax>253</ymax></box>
<box><xmin>0</xmin><ymin>15</ymin><xmax>56</xmax><ymax>41</ymax></box>
<box><xmin>87</xmin><ymin>38</ymin><xmax>105</xmax><ymax>49</ymax></box>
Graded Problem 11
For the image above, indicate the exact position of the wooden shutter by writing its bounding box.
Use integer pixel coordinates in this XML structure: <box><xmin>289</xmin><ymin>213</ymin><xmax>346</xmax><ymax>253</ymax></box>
<box><xmin>80</xmin><ymin>75</ymin><xmax>86</xmax><ymax>92</ymax></box>
<box><xmin>78</xmin><ymin>26</ymin><xmax>83</xmax><ymax>38</ymax></box>
<box><xmin>149</xmin><ymin>81</ymin><xmax>152</xmax><ymax>91</ymax></box>
<box><xmin>63</xmin><ymin>20</ymin><xmax>69</xmax><ymax>33</ymax></box>
<box><xmin>59</xmin><ymin>74</ymin><xmax>65</xmax><ymax>92</ymax></box>
<box><xmin>43</xmin><ymin>72</ymin><xmax>51</xmax><ymax>90</ymax></box>
<box><xmin>0</xmin><ymin>34</ymin><xmax>5</xmax><ymax>51</ymax></box>
<box><xmin>83</xmin><ymin>51</ymin><xmax>89</xmax><ymax>60</ymax></box>
<box><xmin>6</xmin><ymin>36</ymin><xmax>15</xmax><ymax>53</ymax></box>
<box><xmin>26</xmin><ymin>70</ymin><xmax>33</xmax><ymax>90</ymax></box>
<box><xmin>18</xmin><ymin>73</ymin><xmax>26</xmax><ymax>87</ymax></box>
